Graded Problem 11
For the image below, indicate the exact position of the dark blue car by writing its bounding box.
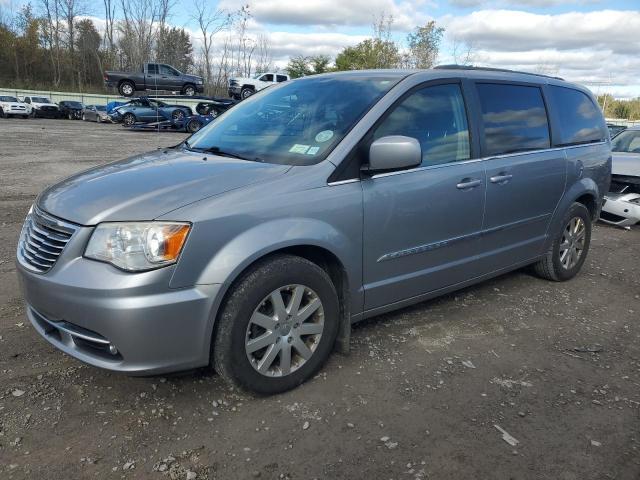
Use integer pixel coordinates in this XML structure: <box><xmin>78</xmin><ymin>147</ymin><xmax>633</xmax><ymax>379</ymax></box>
<box><xmin>109</xmin><ymin>97</ymin><xmax>192</xmax><ymax>126</ymax></box>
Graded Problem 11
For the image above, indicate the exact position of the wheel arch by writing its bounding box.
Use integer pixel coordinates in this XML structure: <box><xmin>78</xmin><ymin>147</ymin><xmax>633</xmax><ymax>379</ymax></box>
<box><xmin>204</xmin><ymin>240</ymin><xmax>354</xmax><ymax>364</ymax></box>
<box><xmin>542</xmin><ymin>178</ymin><xmax>600</xmax><ymax>251</ymax></box>
<box><xmin>118</xmin><ymin>78</ymin><xmax>135</xmax><ymax>89</ymax></box>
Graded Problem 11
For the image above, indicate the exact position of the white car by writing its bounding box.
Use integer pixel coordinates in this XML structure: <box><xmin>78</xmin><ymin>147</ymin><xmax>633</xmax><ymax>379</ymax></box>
<box><xmin>22</xmin><ymin>96</ymin><xmax>60</xmax><ymax>118</ymax></box>
<box><xmin>0</xmin><ymin>95</ymin><xmax>32</xmax><ymax>118</ymax></box>
<box><xmin>600</xmin><ymin>127</ymin><xmax>640</xmax><ymax>227</ymax></box>
<box><xmin>228</xmin><ymin>72</ymin><xmax>290</xmax><ymax>100</ymax></box>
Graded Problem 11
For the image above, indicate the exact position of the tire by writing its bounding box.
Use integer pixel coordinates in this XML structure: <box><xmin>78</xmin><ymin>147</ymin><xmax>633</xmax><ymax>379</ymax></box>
<box><xmin>171</xmin><ymin>109</ymin><xmax>186</xmax><ymax>122</ymax></box>
<box><xmin>122</xmin><ymin>112</ymin><xmax>136</xmax><ymax>127</ymax></box>
<box><xmin>67</xmin><ymin>112</ymin><xmax>73</xmax><ymax>120</ymax></box>
<box><xmin>532</xmin><ymin>202</ymin><xmax>591</xmax><ymax>282</ymax></box>
<box><xmin>119</xmin><ymin>81</ymin><xmax>135</xmax><ymax>97</ymax></box>
<box><xmin>0</xmin><ymin>108</ymin><xmax>5</xmax><ymax>119</ymax></box>
<box><xmin>213</xmin><ymin>254</ymin><xmax>339</xmax><ymax>395</ymax></box>
<box><xmin>186</xmin><ymin>118</ymin><xmax>201</xmax><ymax>133</ymax></box>
<box><xmin>182</xmin><ymin>84</ymin><xmax>196</xmax><ymax>96</ymax></box>
<box><xmin>240</xmin><ymin>87</ymin><xmax>254</xmax><ymax>100</ymax></box>
<box><xmin>82</xmin><ymin>113</ymin><xmax>86</xmax><ymax>121</ymax></box>
<box><xmin>22</xmin><ymin>115</ymin><xmax>28</xmax><ymax>119</ymax></box>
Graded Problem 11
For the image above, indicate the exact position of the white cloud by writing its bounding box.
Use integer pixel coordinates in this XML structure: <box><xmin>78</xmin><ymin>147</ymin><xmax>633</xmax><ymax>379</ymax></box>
<box><xmin>218</xmin><ymin>0</ymin><xmax>428</xmax><ymax>30</ymax></box>
<box><xmin>441</xmin><ymin>9</ymin><xmax>640</xmax><ymax>97</ymax></box>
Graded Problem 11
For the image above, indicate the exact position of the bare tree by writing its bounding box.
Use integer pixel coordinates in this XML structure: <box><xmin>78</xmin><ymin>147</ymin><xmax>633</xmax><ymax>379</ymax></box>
<box><xmin>39</xmin><ymin>0</ymin><xmax>64</xmax><ymax>86</ymax></box>
<box><xmin>192</xmin><ymin>0</ymin><xmax>230</xmax><ymax>90</ymax></box>
<box><xmin>451</xmin><ymin>37</ymin><xmax>477</xmax><ymax>66</ymax></box>
<box><xmin>234</xmin><ymin>5</ymin><xmax>255</xmax><ymax>77</ymax></box>
<box><xmin>118</xmin><ymin>0</ymin><xmax>159</xmax><ymax>68</ymax></box>
<box><xmin>59</xmin><ymin>0</ymin><xmax>87</xmax><ymax>87</ymax></box>
<box><xmin>255</xmin><ymin>33</ymin><xmax>272</xmax><ymax>73</ymax></box>
<box><xmin>103</xmin><ymin>0</ymin><xmax>117</xmax><ymax>65</ymax></box>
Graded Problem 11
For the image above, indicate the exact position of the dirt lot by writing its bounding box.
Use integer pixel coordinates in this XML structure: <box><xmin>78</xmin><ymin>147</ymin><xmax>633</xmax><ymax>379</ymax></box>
<box><xmin>0</xmin><ymin>118</ymin><xmax>639</xmax><ymax>480</ymax></box>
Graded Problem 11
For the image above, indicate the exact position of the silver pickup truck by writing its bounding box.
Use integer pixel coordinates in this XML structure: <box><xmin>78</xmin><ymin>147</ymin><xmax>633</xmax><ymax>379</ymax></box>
<box><xmin>104</xmin><ymin>63</ymin><xmax>204</xmax><ymax>97</ymax></box>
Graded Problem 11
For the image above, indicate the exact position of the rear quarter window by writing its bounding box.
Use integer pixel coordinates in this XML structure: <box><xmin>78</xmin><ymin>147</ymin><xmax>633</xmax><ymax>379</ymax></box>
<box><xmin>547</xmin><ymin>86</ymin><xmax>606</xmax><ymax>145</ymax></box>
<box><xmin>477</xmin><ymin>83</ymin><xmax>550</xmax><ymax>156</ymax></box>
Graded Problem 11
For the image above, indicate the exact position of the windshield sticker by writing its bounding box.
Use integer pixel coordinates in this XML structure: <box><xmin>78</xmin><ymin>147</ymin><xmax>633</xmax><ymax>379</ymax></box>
<box><xmin>315</xmin><ymin>130</ymin><xmax>334</xmax><ymax>143</ymax></box>
<box><xmin>289</xmin><ymin>144</ymin><xmax>310</xmax><ymax>154</ymax></box>
<box><xmin>307</xmin><ymin>146</ymin><xmax>320</xmax><ymax>155</ymax></box>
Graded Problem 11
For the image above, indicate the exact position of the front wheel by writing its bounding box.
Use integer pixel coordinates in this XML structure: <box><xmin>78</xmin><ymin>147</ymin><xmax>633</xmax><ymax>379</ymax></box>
<box><xmin>122</xmin><ymin>112</ymin><xmax>136</xmax><ymax>126</ymax></box>
<box><xmin>532</xmin><ymin>202</ymin><xmax>592</xmax><ymax>281</ymax></box>
<box><xmin>186</xmin><ymin>118</ymin><xmax>201</xmax><ymax>133</ymax></box>
<box><xmin>213</xmin><ymin>255</ymin><xmax>339</xmax><ymax>395</ymax></box>
<box><xmin>182</xmin><ymin>84</ymin><xmax>196</xmax><ymax>96</ymax></box>
<box><xmin>240</xmin><ymin>87</ymin><xmax>254</xmax><ymax>100</ymax></box>
<box><xmin>171</xmin><ymin>109</ymin><xmax>186</xmax><ymax>122</ymax></box>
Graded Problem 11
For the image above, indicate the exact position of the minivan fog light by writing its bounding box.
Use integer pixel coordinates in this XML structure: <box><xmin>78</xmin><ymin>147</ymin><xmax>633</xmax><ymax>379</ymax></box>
<box><xmin>85</xmin><ymin>222</ymin><xmax>191</xmax><ymax>271</ymax></box>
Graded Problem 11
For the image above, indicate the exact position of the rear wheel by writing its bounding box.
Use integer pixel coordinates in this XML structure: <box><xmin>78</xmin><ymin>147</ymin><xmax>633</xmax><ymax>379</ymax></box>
<box><xmin>532</xmin><ymin>202</ymin><xmax>591</xmax><ymax>281</ymax></box>
<box><xmin>186</xmin><ymin>118</ymin><xmax>201</xmax><ymax>133</ymax></box>
<box><xmin>119</xmin><ymin>81</ymin><xmax>135</xmax><ymax>97</ymax></box>
<box><xmin>213</xmin><ymin>255</ymin><xmax>339</xmax><ymax>395</ymax></box>
<box><xmin>122</xmin><ymin>112</ymin><xmax>136</xmax><ymax>127</ymax></box>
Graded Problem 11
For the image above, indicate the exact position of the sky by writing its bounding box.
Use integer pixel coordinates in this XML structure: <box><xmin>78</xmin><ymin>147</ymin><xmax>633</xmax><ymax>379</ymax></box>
<box><xmin>3</xmin><ymin>0</ymin><xmax>640</xmax><ymax>98</ymax></box>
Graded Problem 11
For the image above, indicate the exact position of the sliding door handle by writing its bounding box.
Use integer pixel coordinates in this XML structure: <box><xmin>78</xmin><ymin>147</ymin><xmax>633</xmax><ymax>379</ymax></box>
<box><xmin>456</xmin><ymin>178</ymin><xmax>482</xmax><ymax>190</ymax></box>
<box><xmin>490</xmin><ymin>174</ymin><xmax>513</xmax><ymax>184</ymax></box>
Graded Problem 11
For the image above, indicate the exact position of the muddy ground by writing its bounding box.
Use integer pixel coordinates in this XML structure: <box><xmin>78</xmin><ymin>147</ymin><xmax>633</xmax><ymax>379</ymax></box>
<box><xmin>0</xmin><ymin>118</ymin><xmax>639</xmax><ymax>480</ymax></box>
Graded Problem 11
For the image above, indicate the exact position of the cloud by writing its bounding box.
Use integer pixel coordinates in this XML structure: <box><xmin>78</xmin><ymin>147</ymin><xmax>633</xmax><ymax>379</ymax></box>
<box><xmin>218</xmin><ymin>0</ymin><xmax>427</xmax><ymax>30</ymax></box>
<box><xmin>443</xmin><ymin>9</ymin><xmax>640</xmax><ymax>55</ymax></box>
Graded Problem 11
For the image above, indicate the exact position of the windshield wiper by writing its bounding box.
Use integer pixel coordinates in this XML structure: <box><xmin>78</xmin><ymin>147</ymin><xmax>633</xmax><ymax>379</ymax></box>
<box><xmin>183</xmin><ymin>142</ymin><xmax>264</xmax><ymax>162</ymax></box>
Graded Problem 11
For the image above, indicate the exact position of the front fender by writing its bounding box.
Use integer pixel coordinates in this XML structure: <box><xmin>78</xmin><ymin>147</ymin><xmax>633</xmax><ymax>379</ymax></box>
<box><xmin>195</xmin><ymin>217</ymin><xmax>353</xmax><ymax>288</ymax></box>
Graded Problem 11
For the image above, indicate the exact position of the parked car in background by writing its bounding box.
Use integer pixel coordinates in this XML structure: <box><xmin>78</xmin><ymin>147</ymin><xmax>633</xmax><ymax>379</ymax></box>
<box><xmin>228</xmin><ymin>72</ymin><xmax>289</xmax><ymax>100</ymax></box>
<box><xmin>58</xmin><ymin>101</ymin><xmax>84</xmax><ymax>120</ymax></box>
<box><xmin>607</xmin><ymin>123</ymin><xmax>627</xmax><ymax>138</ymax></box>
<box><xmin>600</xmin><ymin>126</ymin><xmax>640</xmax><ymax>226</ymax></box>
<box><xmin>104</xmin><ymin>63</ymin><xmax>204</xmax><ymax>97</ymax></box>
<box><xmin>22</xmin><ymin>96</ymin><xmax>60</xmax><ymax>118</ymax></box>
<box><xmin>16</xmin><ymin>68</ymin><xmax>610</xmax><ymax>395</ymax></box>
<box><xmin>82</xmin><ymin>105</ymin><xmax>111</xmax><ymax>123</ymax></box>
<box><xmin>0</xmin><ymin>95</ymin><xmax>32</xmax><ymax>118</ymax></box>
<box><xmin>109</xmin><ymin>97</ymin><xmax>192</xmax><ymax>126</ymax></box>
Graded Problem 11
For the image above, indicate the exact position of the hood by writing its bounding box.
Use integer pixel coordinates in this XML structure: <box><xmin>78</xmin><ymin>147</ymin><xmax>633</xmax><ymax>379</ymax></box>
<box><xmin>37</xmin><ymin>149</ymin><xmax>291</xmax><ymax>225</ymax></box>
<box><xmin>0</xmin><ymin>101</ymin><xmax>26</xmax><ymax>107</ymax></box>
<box><xmin>230</xmin><ymin>77</ymin><xmax>255</xmax><ymax>84</ymax></box>
<box><xmin>33</xmin><ymin>102</ymin><xmax>58</xmax><ymax>108</ymax></box>
<box><xmin>612</xmin><ymin>152</ymin><xmax>640</xmax><ymax>177</ymax></box>
<box><xmin>184</xmin><ymin>74</ymin><xmax>203</xmax><ymax>83</ymax></box>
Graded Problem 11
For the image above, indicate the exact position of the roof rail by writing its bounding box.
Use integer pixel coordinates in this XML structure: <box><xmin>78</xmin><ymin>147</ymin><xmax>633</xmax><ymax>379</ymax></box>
<box><xmin>434</xmin><ymin>64</ymin><xmax>564</xmax><ymax>81</ymax></box>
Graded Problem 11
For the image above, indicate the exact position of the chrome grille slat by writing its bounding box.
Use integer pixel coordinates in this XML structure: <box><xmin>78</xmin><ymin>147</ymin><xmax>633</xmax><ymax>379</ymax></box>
<box><xmin>26</xmin><ymin>235</ymin><xmax>64</xmax><ymax>253</ymax></box>
<box><xmin>17</xmin><ymin>207</ymin><xmax>78</xmax><ymax>274</ymax></box>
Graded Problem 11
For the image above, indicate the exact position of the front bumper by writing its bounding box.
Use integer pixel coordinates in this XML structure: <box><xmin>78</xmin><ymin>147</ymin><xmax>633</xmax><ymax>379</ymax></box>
<box><xmin>16</xmin><ymin>226</ymin><xmax>221</xmax><ymax>374</ymax></box>
<box><xmin>195</xmin><ymin>84</ymin><xmax>205</xmax><ymax>94</ymax></box>
<box><xmin>600</xmin><ymin>193</ymin><xmax>640</xmax><ymax>227</ymax></box>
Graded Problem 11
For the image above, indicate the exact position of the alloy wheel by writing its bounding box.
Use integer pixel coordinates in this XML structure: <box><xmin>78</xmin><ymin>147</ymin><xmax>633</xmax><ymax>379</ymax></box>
<box><xmin>559</xmin><ymin>217</ymin><xmax>586</xmax><ymax>270</ymax></box>
<box><xmin>245</xmin><ymin>285</ymin><xmax>324</xmax><ymax>377</ymax></box>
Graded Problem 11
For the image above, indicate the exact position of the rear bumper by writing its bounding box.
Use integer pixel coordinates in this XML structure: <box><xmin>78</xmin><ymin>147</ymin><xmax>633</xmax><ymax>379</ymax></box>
<box><xmin>17</xmin><ymin>253</ymin><xmax>221</xmax><ymax>375</ymax></box>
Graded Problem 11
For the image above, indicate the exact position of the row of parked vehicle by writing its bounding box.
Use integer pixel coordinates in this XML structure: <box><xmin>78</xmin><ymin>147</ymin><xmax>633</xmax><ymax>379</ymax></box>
<box><xmin>0</xmin><ymin>94</ymin><xmax>238</xmax><ymax>133</ymax></box>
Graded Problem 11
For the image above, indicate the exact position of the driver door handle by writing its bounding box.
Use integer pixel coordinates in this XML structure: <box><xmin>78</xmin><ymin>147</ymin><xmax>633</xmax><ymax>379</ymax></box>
<box><xmin>456</xmin><ymin>178</ymin><xmax>482</xmax><ymax>190</ymax></box>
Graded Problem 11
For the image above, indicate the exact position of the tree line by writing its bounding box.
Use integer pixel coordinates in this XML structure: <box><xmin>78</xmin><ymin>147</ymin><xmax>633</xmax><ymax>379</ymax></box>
<box><xmin>597</xmin><ymin>95</ymin><xmax>640</xmax><ymax>121</ymax></box>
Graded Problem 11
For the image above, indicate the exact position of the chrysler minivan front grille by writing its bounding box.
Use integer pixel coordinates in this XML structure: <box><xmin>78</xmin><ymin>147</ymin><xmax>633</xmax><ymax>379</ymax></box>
<box><xmin>17</xmin><ymin>207</ymin><xmax>77</xmax><ymax>273</ymax></box>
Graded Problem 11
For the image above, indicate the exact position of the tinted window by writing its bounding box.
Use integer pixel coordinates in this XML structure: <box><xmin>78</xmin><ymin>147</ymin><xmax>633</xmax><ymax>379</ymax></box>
<box><xmin>147</xmin><ymin>64</ymin><xmax>158</xmax><ymax>74</ymax></box>
<box><xmin>373</xmin><ymin>84</ymin><xmax>470</xmax><ymax>166</ymax></box>
<box><xmin>261</xmin><ymin>74</ymin><xmax>274</xmax><ymax>82</ymax></box>
<box><xmin>477</xmin><ymin>83</ymin><xmax>550</xmax><ymax>156</ymax></box>
<box><xmin>159</xmin><ymin>65</ymin><xmax>178</xmax><ymax>75</ymax></box>
<box><xmin>276</xmin><ymin>75</ymin><xmax>288</xmax><ymax>83</ymax></box>
<box><xmin>548</xmin><ymin>86</ymin><xmax>605</xmax><ymax>145</ymax></box>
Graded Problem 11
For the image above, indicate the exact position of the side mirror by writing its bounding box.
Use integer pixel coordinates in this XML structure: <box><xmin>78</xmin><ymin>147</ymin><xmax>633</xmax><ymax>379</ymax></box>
<box><xmin>367</xmin><ymin>135</ymin><xmax>422</xmax><ymax>172</ymax></box>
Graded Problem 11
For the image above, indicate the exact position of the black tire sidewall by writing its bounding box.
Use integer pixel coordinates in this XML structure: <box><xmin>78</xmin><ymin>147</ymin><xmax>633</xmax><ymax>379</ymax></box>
<box><xmin>120</xmin><ymin>81</ymin><xmax>134</xmax><ymax>97</ymax></box>
<box><xmin>551</xmin><ymin>203</ymin><xmax>592</xmax><ymax>281</ymax></box>
<box><xmin>240</xmin><ymin>88</ymin><xmax>253</xmax><ymax>99</ymax></box>
<box><xmin>123</xmin><ymin>113</ymin><xmax>135</xmax><ymax>126</ymax></box>
<box><xmin>216</xmin><ymin>256</ymin><xmax>339</xmax><ymax>395</ymax></box>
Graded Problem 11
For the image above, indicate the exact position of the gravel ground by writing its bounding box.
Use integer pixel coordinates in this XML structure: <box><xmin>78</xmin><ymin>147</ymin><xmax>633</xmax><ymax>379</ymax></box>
<box><xmin>1</xmin><ymin>118</ymin><xmax>639</xmax><ymax>480</ymax></box>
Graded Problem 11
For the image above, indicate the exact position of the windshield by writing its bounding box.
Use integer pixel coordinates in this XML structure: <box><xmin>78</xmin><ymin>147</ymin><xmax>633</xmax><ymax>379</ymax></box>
<box><xmin>64</xmin><ymin>101</ymin><xmax>83</xmax><ymax>108</ymax></box>
<box><xmin>611</xmin><ymin>130</ymin><xmax>640</xmax><ymax>154</ymax></box>
<box><xmin>96</xmin><ymin>105</ymin><xmax>106</xmax><ymax>111</ymax></box>
<box><xmin>0</xmin><ymin>96</ymin><xmax>18</xmax><ymax>102</ymax></box>
<box><xmin>33</xmin><ymin>97</ymin><xmax>50</xmax><ymax>103</ymax></box>
<box><xmin>186</xmin><ymin>75</ymin><xmax>401</xmax><ymax>165</ymax></box>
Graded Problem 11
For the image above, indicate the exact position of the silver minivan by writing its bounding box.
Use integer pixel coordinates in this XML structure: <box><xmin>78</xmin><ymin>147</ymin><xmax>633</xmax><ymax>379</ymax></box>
<box><xmin>16</xmin><ymin>67</ymin><xmax>611</xmax><ymax>394</ymax></box>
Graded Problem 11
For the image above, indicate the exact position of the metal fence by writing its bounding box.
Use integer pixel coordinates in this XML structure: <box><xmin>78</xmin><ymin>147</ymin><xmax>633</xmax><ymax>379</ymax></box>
<box><xmin>0</xmin><ymin>87</ymin><xmax>204</xmax><ymax>111</ymax></box>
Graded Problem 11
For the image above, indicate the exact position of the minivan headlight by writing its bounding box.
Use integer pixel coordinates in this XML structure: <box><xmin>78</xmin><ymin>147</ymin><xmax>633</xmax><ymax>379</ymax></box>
<box><xmin>85</xmin><ymin>222</ymin><xmax>191</xmax><ymax>271</ymax></box>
